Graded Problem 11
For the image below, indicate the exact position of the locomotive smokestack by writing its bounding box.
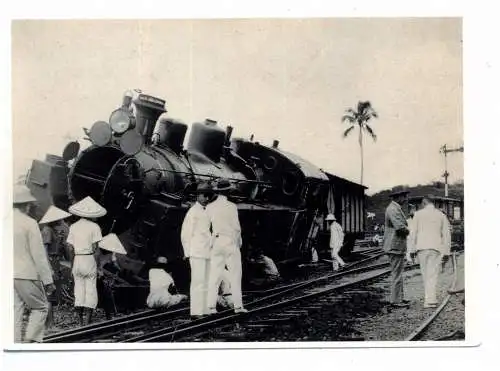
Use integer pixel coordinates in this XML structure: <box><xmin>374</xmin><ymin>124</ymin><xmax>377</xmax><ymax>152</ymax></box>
<box><xmin>131</xmin><ymin>93</ymin><xmax>167</xmax><ymax>145</ymax></box>
<box><xmin>224</xmin><ymin>125</ymin><xmax>233</xmax><ymax>147</ymax></box>
<box><xmin>272</xmin><ymin>140</ymin><xmax>279</xmax><ymax>149</ymax></box>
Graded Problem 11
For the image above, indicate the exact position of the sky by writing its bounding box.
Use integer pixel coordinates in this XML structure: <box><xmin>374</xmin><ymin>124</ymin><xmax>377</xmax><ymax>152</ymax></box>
<box><xmin>11</xmin><ymin>18</ymin><xmax>463</xmax><ymax>194</ymax></box>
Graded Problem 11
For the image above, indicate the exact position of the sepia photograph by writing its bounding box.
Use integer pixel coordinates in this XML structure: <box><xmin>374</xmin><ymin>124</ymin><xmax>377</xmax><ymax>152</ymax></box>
<box><xmin>6</xmin><ymin>15</ymin><xmax>468</xmax><ymax>350</ymax></box>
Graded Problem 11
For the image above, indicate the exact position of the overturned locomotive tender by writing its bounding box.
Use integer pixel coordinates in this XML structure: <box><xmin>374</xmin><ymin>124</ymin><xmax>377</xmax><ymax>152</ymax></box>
<box><xmin>27</xmin><ymin>89</ymin><xmax>338</xmax><ymax>285</ymax></box>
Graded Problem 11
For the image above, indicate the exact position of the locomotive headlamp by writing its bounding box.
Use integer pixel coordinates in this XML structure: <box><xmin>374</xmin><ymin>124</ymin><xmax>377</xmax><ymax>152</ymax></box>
<box><xmin>109</xmin><ymin>108</ymin><xmax>133</xmax><ymax>134</ymax></box>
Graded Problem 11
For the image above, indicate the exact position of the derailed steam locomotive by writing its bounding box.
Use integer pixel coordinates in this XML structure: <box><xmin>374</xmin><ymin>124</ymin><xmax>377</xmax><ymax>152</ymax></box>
<box><xmin>26</xmin><ymin>89</ymin><xmax>366</xmax><ymax>288</ymax></box>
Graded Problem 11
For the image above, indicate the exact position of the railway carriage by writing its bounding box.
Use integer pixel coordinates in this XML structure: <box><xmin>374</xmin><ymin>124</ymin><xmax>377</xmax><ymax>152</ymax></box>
<box><xmin>308</xmin><ymin>173</ymin><xmax>367</xmax><ymax>259</ymax></box>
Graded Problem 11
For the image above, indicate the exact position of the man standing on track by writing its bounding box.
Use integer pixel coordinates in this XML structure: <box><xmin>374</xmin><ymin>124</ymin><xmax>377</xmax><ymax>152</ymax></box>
<box><xmin>326</xmin><ymin>214</ymin><xmax>346</xmax><ymax>271</ymax></box>
<box><xmin>66</xmin><ymin>196</ymin><xmax>107</xmax><ymax>326</ymax></box>
<box><xmin>13</xmin><ymin>185</ymin><xmax>56</xmax><ymax>343</ymax></box>
<box><xmin>206</xmin><ymin>179</ymin><xmax>248</xmax><ymax>314</ymax></box>
<box><xmin>383</xmin><ymin>189</ymin><xmax>411</xmax><ymax>308</ymax></box>
<box><xmin>407</xmin><ymin>195</ymin><xmax>451</xmax><ymax>308</ymax></box>
<box><xmin>181</xmin><ymin>182</ymin><xmax>214</xmax><ymax>319</ymax></box>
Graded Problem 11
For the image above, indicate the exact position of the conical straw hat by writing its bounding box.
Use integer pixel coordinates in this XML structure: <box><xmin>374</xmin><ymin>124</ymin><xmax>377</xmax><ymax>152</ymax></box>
<box><xmin>326</xmin><ymin>213</ymin><xmax>336</xmax><ymax>221</ymax></box>
<box><xmin>98</xmin><ymin>233</ymin><xmax>127</xmax><ymax>255</ymax></box>
<box><xmin>69</xmin><ymin>196</ymin><xmax>107</xmax><ymax>218</ymax></box>
<box><xmin>39</xmin><ymin>205</ymin><xmax>71</xmax><ymax>224</ymax></box>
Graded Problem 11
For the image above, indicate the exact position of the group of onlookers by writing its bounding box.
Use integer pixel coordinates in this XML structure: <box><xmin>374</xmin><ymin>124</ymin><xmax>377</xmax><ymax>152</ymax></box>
<box><xmin>13</xmin><ymin>185</ymin><xmax>125</xmax><ymax>342</ymax></box>
<box><xmin>383</xmin><ymin>190</ymin><xmax>455</xmax><ymax>309</ymax></box>
<box><xmin>319</xmin><ymin>189</ymin><xmax>459</xmax><ymax>309</ymax></box>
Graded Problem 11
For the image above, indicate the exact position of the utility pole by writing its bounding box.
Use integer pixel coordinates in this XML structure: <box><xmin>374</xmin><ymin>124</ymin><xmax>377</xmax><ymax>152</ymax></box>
<box><xmin>440</xmin><ymin>144</ymin><xmax>464</xmax><ymax>197</ymax></box>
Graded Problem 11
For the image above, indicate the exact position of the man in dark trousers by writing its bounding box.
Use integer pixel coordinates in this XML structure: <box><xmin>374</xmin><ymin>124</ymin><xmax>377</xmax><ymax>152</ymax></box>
<box><xmin>383</xmin><ymin>189</ymin><xmax>411</xmax><ymax>308</ymax></box>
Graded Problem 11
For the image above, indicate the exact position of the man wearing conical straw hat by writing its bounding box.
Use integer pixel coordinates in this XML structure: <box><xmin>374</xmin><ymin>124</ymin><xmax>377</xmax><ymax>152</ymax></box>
<box><xmin>13</xmin><ymin>185</ymin><xmax>56</xmax><ymax>343</ymax></box>
<box><xmin>39</xmin><ymin>205</ymin><xmax>71</xmax><ymax>331</ymax></box>
<box><xmin>66</xmin><ymin>196</ymin><xmax>106</xmax><ymax>326</ymax></box>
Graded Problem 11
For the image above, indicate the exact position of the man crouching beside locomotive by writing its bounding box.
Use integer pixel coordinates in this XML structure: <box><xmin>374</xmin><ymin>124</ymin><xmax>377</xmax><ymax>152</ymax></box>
<box><xmin>181</xmin><ymin>182</ymin><xmax>214</xmax><ymax>319</ymax></box>
<box><xmin>383</xmin><ymin>190</ymin><xmax>411</xmax><ymax>308</ymax></box>
<box><xmin>206</xmin><ymin>179</ymin><xmax>248</xmax><ymax>314</ymax></box>
<box><xmin>146</xmin><ymin>257</ymin><xmax>187</xmax><ymax>309</ymax></box>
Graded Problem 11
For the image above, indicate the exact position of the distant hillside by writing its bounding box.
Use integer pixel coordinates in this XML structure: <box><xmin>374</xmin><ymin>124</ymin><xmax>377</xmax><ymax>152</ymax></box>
<box><xmin>366</xmin><ymin>181</ymin><xmax>464</xmax><ymax>227</ymax></box>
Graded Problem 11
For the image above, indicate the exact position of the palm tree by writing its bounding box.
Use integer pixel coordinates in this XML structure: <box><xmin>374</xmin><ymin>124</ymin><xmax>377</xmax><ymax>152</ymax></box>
<box><xmin>341</xmin><ymin>101</ymin><xmax>378</xmax><ymax>185</ymax></box>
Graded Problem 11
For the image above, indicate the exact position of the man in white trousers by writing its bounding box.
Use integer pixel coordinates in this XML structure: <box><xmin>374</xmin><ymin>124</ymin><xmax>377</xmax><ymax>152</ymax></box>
<box><xmin>181</xmin><ymin>182</ymin><xmax>214</xmax><ymax>319</ymax></box>
<box><xmin>326</xmin><ymin>214</ymin><xmax>346</xmax><ymax>271</ymax></box>
<box><xmin>407</xmin><ymin>195</ymin><xmax>451</xmax><ymax>308</ymax></box>
<box><xmin>13</xmin><ymin>185</ymin><xmax>56</xmax><ymax>343</ymax></box>
<box><xmin>206</xmin><ymin>179</ymin><xmax>247</xmax><ymax>314</ymax></box>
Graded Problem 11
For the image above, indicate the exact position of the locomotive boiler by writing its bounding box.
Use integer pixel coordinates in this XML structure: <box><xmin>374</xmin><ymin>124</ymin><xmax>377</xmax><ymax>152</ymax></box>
<box><xmin>26</xmin><ymin>89</ymin><xmax>331</xmax><ymax>287</ymax></box>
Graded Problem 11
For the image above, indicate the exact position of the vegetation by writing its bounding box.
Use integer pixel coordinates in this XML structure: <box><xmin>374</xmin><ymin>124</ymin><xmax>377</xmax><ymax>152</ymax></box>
<box><xmin>366</xmin><ymin>180</ymin><xmax>464</xmax><ymax>227</ymax></box>
<box><xmin>341</xmin><ymin>101</ymin><xmax>378</xmax><ymax>185</ymax></box>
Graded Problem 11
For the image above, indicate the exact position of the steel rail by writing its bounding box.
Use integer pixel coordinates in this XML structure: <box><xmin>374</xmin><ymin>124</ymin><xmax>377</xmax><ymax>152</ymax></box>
<box><xmin>44</xmin><ymin>307</ymin><xmax>186</xmax><ymax>343</ymax></box>
<box><xmin>129</xmin><ymin>266</ymin><xmax>394</xmax><ymax>343</ymax></box>
<box><xmin>433</xmin><ymin>329</ymin><xmax>463</xmax><ymax>341</ymax></box>
<box><xmin>404</xmin><ymin>294</ymin><xmax>452</xmax><ymax>341</ymax></box>
<box><xmin>44</xmin><ymin>309</ymin><xmax>156</xmax><ymax>341</ymax></box>
<box><xmin>404</xmin><ymin>251</ymin><xmax>461</xmax><ymax>341</ymax></box>
<box><xmin>247</xmin><ymin>251</ymin><xmax>385</xmax><ymax>296</ymax></box>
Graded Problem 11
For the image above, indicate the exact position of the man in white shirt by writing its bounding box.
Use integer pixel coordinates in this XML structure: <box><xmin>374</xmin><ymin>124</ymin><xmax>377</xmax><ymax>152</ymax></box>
<box><xmin>181</xmin><ymin>182</ymin><xmax>214</xmax><ymax>318</ymax></box>
<box><xmin>206</xmin><ymin>179</ymin><xmax>248</xmax><ymax>314</ymax></box>
<box><xmin>146</xmin><ymin>256</ymin><xmax>187</xmax><ymax>309</ymax></box>
<box><xmin>408</xmin><ymin>195</ymin><xmax>451</xmax><ymax>308</ymax></box>
<box><xmin>326</xmin><ymin>214</ymin><xmax>345</xmax><ymax>271</ymax></box>
<box><xmin>66</xmin><ymin>196</ymin><xmax>106</xmax><ymax>325</ymax></box>
<box><xmin>13</xmin><ymin>185</ymin><xmax>56</xmax><ymax>343</ymax></box>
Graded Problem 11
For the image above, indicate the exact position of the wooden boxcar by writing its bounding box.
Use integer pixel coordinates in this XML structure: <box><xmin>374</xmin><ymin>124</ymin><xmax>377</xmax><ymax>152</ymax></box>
<box><xmin>314</xmin><ymin>172</ymin><xmax>367</xmax><ymax>258</ymax></box>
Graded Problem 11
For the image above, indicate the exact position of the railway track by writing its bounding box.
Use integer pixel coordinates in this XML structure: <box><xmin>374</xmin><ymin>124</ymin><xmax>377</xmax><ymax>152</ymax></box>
<box><xmin>175</xmin><ymin>265</ymin><xmax>397</xmax><ymax>343</ymax></box>
<box><xmin>405</xmin><ymin>251</ymin><xmax>464</xmax><ymax>342</ymax></box>
<box><xmin>181</xmin><ymin>251</ymin><xmax>463</xmax><ymax>343</ymax></box>
<box><xmin>44</xmin><ymin>249</ymin><xmax>386</xmax><ymax>343</ymax></box>
<box><xmin>404</xmin><ymin>294</ymin><xmax>452</xmax><ymax>341</ymax></box>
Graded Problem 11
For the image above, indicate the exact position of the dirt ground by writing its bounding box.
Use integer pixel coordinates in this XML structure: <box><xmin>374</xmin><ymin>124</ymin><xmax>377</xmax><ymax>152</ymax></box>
<box><xmin>352</xmin><ymin>251</ymin><xmax>465</xmax><ymax>341</ymax></box>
